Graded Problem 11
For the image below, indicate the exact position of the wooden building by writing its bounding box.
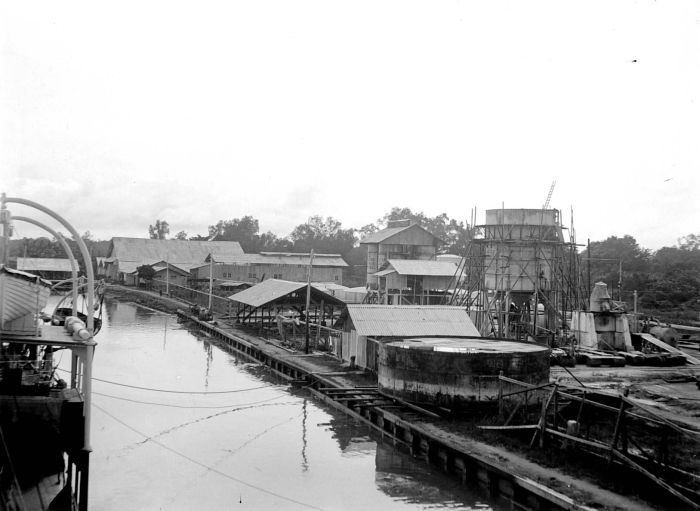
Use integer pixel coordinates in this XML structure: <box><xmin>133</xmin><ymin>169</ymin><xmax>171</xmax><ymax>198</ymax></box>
<box><xmin>16</xmin><ymin>257</ymin><xmax>72</xmax><ymax>282</ymax></box>
<box><xmin>359</xmin><ymin>220</ymin><xmax>442</xmax><ymax>287</ymax></box>
<box><xmin>373</xmin><ymin>259</ymin><xmax>459</xmax><ymax>305</ymax></box>
<box><xmin>125</xmin><ymin>261</ymin><xmax>190</xmax><ymax>288</ymax></box>
<box><xmin>336</xmin><ymin>305</ymin><xmax>480</xmax><ymax>371</ymax></box>
<box><xmin>190</xmin><ymin>252</ymin><xmax>348</xmax><ymax>286</ymax></box>
<box><xmin>104</xmin><ymin>237</ymin><xmax>244</xmax><ymax>284</ymax></box>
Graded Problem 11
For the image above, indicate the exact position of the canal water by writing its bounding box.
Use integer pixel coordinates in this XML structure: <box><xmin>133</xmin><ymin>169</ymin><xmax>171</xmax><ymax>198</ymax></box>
<box><xmin>60</xmin><ymin>298</ymin><xmax>507</xmax><ymax>511</ymax></box>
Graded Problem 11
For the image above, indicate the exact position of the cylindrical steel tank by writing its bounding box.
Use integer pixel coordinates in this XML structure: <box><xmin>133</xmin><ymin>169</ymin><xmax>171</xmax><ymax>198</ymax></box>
<box><xmin>378</xmin><ymin>337</ymin><xmax>550</xmax><ymax>409</ymax></box>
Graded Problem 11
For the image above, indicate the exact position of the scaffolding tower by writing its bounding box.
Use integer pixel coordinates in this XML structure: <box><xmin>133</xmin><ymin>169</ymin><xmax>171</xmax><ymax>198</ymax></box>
<box><xmin>446</xmin><ymin>207</ymin><xmax>587</xmax><ymax>344</ymax></box>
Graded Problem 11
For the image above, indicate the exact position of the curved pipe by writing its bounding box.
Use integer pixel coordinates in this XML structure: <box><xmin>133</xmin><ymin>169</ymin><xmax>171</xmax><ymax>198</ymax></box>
<box><xmin>3</xmin><ymin>196</ymin><xmax>94</xmax><ymax>331</ymax></box>
<box><xmin>12</xmin><ymin>216</ymin><xmax>79</xmax><ymax>316</ymax></box>
<box><xmin>2</xmin><ymin>194</ymin><xmax>95</xmax><ymax>453</ymax></box>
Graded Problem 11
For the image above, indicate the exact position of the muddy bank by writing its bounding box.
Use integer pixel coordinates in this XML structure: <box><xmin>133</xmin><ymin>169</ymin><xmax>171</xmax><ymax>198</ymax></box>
<box><xmin>105</xmin><ymin>284</ymin><xmax>189</xmax><ymax>314</ymax></box>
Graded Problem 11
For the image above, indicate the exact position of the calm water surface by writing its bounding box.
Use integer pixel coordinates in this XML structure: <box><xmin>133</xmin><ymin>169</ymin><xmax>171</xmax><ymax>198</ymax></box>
<box><xmin>59</xmin><ymin>298</ymin><xmax>507</xmax><ymax>511</ymax></box>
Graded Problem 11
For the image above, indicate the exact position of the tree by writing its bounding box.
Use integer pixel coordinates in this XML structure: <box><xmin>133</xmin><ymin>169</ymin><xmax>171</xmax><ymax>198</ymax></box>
<box><xmin>678</xmin><ymin>234</ymin><xmax>700</xmax><ymax>251</ymax></box>
<box><xmin>581</xmin><ymin>235</ymin><xmax>651</xmax><ymax>297</ymax></box>
<box><xmin>645</xmin><ymin>243</ymin><xmax>700</xmax><ymax>307</ymax></box>
<box><xmin>208</xmin><ymin>216</ymin><xmax>261</xmax><ymax>251</ymax></box>
<box><xmin>174</xmin><ymin>231</ymin><xmax>188</xmax><ymax>240</ymax></box>
<box><xmin>288</xmin><ymin>215</ymin><xmax>356</xmax><ymax>255</ymax></box>
<box><xmin>148</xmin><ymin>220</ymin><xmax>170</xmax><ymax>240</ymax></box>
<box><xmin>136</xmin><ymin>264</ymin><xmax>156</xmax><ymax>284</ymax></box>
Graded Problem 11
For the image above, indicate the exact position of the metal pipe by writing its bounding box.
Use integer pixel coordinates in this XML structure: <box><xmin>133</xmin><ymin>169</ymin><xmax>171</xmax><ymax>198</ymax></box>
<box><xmin>2</xmin><ymin>195</ymin><xmax>95</xmax><ymax>452</ymax></box>
<box><xmin>3</xmin><ymin>197</ymin><xmax>95</xmax><ymax>332</ymax></box>
<box><xmin>12</xmin><ymin>216</ymin><xmax>79</xmax><ymax>316</ymax></box>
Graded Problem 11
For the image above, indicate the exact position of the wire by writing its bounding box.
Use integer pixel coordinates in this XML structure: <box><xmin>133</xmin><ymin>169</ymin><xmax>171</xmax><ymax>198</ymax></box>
<box><xmin>92</xmin><ymin>402</ymin><xmax>327</xmax><ymax>511</ymax></box>
<box><xmin>93</xmin><ymin>391</ymin><xmax>295</xmax><ymax>409</ymax></box>
<box><xmin>56</xmin><ymin>367</ymin><xmax>276</xmax><ymax>394</ymax></box>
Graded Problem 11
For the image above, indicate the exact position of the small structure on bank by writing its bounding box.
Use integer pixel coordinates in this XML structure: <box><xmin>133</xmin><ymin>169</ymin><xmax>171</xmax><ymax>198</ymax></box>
<box><xmin>337</xmin><ymin>305</ymin><xmax>480</xmax><ymax>371</ymax></box>
<box><xmin>371</xmin><ymin>259</ymin><xmax>459</xmax><ymax>305</ymax></box>
<box><xmin>228</xmin><ymin>279</ymin><xmax>346</xmax><ymax>345</ymax></box>
<box><xmin>16</xmin><ymin>257</ymin><xmax>72</xmax><ymax>283</ymax></box>
<box><xmin>130</xmin><ymin>261</ymin><xmax>190</xmax><ymax>289</ymax></box>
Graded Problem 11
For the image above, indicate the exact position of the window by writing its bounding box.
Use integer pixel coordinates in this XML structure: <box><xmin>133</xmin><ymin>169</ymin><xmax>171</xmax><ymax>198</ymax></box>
<box><xmin>334</xmin><ymin>275</ymin><xmax>339</xmax><ymax>281</ymax></box>
<box><xmin>273</xmin><ymin>274</ymin><xmax>283</xmax><ymax>279</ymax></box>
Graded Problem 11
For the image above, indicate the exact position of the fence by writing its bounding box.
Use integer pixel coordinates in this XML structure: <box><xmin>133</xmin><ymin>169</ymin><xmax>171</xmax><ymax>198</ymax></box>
<box><xmin>480</xmin><ymin>375</ymin><xmax>700</xmax><ymax>509</ymax></box>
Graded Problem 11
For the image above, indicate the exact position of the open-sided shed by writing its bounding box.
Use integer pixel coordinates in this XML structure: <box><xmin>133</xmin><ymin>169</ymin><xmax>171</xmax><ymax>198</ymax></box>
<box><xmin>228</xmin><ymin>278</ymin><xmax>346</xmax><ymax>329</ymax></box>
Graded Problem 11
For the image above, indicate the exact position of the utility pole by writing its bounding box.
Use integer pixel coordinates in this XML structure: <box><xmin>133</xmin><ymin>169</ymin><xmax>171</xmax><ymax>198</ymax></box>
<box><xmin>166</xmin><ymin>244</ymin><xmax>170</xmax><ymax>296</ymax></box>
<box><xmin>208</xmin><ymin>254</ymin><xmax>214</xmax><ymax>310</ymax></box>
<box><xmin>305</xmin><ymin>250</ymin><xmax>315</xmax><ymax>354</ymax></box>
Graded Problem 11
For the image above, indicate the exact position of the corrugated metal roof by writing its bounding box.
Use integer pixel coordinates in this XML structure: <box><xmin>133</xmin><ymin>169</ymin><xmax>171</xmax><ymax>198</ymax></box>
<box><xmin>346</xmin><ymin>305</ymin><xmax>480</xmax><ymax>337</ymax></box>
<box><xmin>359</xmin><ymin>223</ymin><xmax>442</xmax><ymax>244</ymax></box>
<box><xmin>358</xmin><ymin>226</ymin><xmax>411</xmax><ymax>244</ymax></box>
<box><xmin>109</xmin><ymin>237</ymin><xmax>244</xmax><ymax>271</ymax></box>
<box><xmin>16</xmin><ymin>258</ymin><xmax>72</xmax><ymax>272</ymax></box>
<box><xmin>229</xmin><ymin>278</ymin><xmax>343</xmax><ymax>308</ymax></box>
<box><xmin>386</xmin><ymin>259</ymin><xmax>457</xmax><ymax>277</ymax></box>
<box><xmin>243</xmin><ymin>253</ymin><xmax>347</xmax><ymax>267</ymax></box>
<box><xmin>192</xmin><ymin>252</ymin><xmax>347</xmax><ymax>268</ymax></box>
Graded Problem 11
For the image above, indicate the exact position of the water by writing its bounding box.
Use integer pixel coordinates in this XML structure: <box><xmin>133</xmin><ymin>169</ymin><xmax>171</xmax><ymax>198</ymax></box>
<box><xmin>59</xmin><ymin>298</ymin><xmax>506</xmax><ymax>511</ymax></box>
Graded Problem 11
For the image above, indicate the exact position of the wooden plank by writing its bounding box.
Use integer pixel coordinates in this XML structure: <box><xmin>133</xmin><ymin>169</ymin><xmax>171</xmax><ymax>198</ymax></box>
<box><xmin>544</xmin><ymin>428</ymin><xmax>610</xmax><ymax>451</ymax></box>
<box><xmin>639</xmin><ymin>333</ymin><xmax>700</xmax><ymax>365</ymax></box>
<box><xmin>620</xmin><ymin>395</ymin><xmax>693</xmax><ymax>436</ymax></box>
<box><xmin>501</xmin><ymin>382</ymin><xmax>555</xmax><ymax>398</ymax></box>
<box><xmin>379</xmin><ymin>392</ymin><xmax>442</xmax><ymax>419</ymax></box>
<box><xmin>612</xmin><ymin>450</ymin><xmax>700</xmax><ymax>510</ymax></box>
<box><xmin>530</xmin><ymin>386</ymin><xmax>556</xmax><ymax>448</ymax></box>
<box><xmin>478</xmin><ymin>424</ymin><xmax>539</xmax><ymax>431</ymax></box>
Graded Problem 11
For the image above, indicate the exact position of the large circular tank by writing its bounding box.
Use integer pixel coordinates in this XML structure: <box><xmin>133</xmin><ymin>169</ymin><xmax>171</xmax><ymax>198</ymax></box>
<box><xmin>378</xmin><ymin>337</ymin><xmax>550</xmax><ymax>409</ymax></box>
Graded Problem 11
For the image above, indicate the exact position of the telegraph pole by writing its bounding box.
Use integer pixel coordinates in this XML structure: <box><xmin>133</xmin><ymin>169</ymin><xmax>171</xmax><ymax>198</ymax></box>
<box><xmin>304</xmin><ymin>250</ymin><xmax>315</xmax><ymax>354</ymax></box>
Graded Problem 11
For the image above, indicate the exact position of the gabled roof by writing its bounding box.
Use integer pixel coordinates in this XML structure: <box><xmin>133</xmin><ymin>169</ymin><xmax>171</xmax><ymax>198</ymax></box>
<box><xmin>152</xmin><ymin>262</ymin><xmax>191</xmax><ymax>276</ymax></box>
<box><xmin>381</xmin><ymin>259</ymin><xmax>457</xmax><ymax>277</ymax></box>
<box><xmin>16</xmin><ymin>257</ymin><xmax>73</xmax><ymax>272</ymax></box>
<box><xmin>258</xmin><ymin>252</ymin><xmax>348</xmax><ymax>267</ymax></box>
<box><xmin>344</xmin><ymin>305</ymin><xmax>480</xmax><ymax>337</ymax></box>
<box><xmin>359</xmin><ymin>223</ymin><xmax>442</xmax><ymax>245</ymax></box>
<box><xmin>194</xmin><ymin>252</ymin><xmax>348</xmax><ymax>269</ymax></box>
<box><xmin>228</xmin><ymin>278</ymin><xmax>344</xmax><ymax>308</ymax></box>
<box><xmin>108</xmin><ymin>238</ymin><xmax>244</xmax><ymax>272</ymax></box>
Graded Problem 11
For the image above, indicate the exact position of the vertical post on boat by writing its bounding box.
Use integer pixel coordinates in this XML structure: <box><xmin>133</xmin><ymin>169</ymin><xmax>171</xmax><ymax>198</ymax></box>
<box><xmin>305</xmin><ymin>250</ymin><xmax>314</xmax><ymax>354</ymax></box>
<box><xmin>0</xmin><ymin>194</ymin><xmax>9</xmax><ymax>266</ymax></box>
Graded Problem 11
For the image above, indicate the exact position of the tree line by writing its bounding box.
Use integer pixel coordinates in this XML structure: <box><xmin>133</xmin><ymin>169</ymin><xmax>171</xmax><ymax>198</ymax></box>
<box><xmin>584</xmin><ymin>234</ymin><xmax>700</xmax><ymax>322</ymax></box>
<box><xmin>6</xmin><ymin>208</ymin><xmax>699</xmax><ymax>320</ymax></box>
<box><xmin>148</xmin><ymin>207</ymin><xmax>471</xmax><ymax>255</ymax></box>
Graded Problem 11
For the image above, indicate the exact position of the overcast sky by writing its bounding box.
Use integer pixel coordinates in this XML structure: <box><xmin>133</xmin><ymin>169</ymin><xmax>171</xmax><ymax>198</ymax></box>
<box><xmin>2</xmin><ymin>1</ymin><xmax>698</xmax><ymax>250</ymax></box>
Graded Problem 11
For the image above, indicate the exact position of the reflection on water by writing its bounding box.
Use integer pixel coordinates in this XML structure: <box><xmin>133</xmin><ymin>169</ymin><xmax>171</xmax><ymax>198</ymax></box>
<box><xmin>67</xmin><ymin>297</ymin><xmax>505</xmax><ymax>511</ymax></box>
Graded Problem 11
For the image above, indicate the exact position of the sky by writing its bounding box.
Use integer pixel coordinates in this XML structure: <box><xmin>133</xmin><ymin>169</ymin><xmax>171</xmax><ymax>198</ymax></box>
<box><xmin>1</xmin><ymin>0</ymin><xmax>699</xmax><ymax>250</ymax></box>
